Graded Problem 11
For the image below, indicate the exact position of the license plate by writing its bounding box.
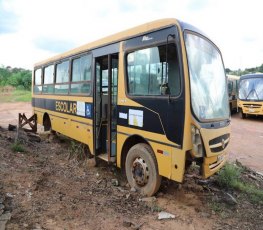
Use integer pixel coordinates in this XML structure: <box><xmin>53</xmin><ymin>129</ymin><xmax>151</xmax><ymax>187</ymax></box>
<box><xmin>249</xmin><ymin>108</ymin><xmax>255</xmax><ymax>112</ymax></box>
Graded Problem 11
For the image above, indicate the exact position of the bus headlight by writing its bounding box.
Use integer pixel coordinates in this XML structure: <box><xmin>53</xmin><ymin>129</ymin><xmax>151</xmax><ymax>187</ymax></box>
<box><xmin>191</xmin><ymin>125</ymin><xmax>204</xmax><ymax>158</ymax></box>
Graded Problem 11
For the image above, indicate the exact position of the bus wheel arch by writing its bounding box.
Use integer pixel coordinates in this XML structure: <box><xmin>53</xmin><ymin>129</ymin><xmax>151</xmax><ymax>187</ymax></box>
<box><xmin>121</xmin><ymin>135</ymin><xmax>147</xmax><ymax>171</ymax></box>
<box><xmin>43</xmin><ymin>113</ymin><xmax>51</xmax><ymax>131</ymax></box>
<box><xmin>121</xmin><ymin>136</ymin><xmax>162</xmax><ymax>196</ymax></box>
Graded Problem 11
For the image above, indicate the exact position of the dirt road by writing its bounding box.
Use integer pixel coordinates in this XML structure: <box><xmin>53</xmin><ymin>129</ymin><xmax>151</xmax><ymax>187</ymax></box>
<box><xmin>0</xmin><ymin>102</ymin><xmax>262</xmax><ymax>229</ymax></box>
<box><xmin>0</xmin><ymin>102</ymin><xmax>262</xmax><ymax>173</ymax></box>
<box><xmin>0</xmin><ymin>102</ymin><xmax>32</xmax><ymax>128</ymax></box>
<box><xmin>228</xmin><ymin>113</ymin><xmax>263</xmax><ymax>173</ymax></box>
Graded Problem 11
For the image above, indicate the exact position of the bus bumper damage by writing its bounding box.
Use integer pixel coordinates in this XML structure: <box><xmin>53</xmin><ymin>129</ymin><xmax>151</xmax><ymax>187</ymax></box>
<box><xmin>200</xmin><ymin>125</ymin><xmax>231</xmax><ymax>178</ymax></box>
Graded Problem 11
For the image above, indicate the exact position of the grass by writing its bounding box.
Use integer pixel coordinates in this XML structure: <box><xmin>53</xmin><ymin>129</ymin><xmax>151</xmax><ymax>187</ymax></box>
<box><xmin>11</xmin><ymin>141</ymin><xmax>26</xmax><ymax>153</ymax></box>
<box><xmin>217</xmin><ymin>162</ymin><xmax>263</xmax><ymax>204</ymax></box>
<box><xmin>0</xmin><ymin>89</ymin><xmax>31</xmax><ymax>103</ymax></box>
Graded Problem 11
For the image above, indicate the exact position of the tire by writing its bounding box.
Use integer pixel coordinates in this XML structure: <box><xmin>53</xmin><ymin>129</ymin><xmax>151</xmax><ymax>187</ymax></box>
<box><xmin>239</xmin><ymin>110</ymin><xmax>246</xmax><ymax>119</ymax></box>
<box><xmin>125</xmin><ymin>143</ymin><xmax>161</xmax><ymax>196</ymax></box>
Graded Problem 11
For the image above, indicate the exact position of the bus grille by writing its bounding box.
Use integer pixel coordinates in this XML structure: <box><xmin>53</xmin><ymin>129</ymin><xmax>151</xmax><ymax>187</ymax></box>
<box><xmin>243</xmin><ymin>104</ymin><xmax>262</xmax><ymax>109</ymax></box>
<box><xmin>209</xmin><ymin>134</ymin><xmax>230</xmax><ymax>153</ymax></box>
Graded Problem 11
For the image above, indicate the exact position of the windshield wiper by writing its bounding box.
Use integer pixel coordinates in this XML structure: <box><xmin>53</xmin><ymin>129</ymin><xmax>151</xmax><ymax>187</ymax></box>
<box><xmin>246</xmin><ymin>88</ymin><xmax>259</xmax><ymax>100</ymax></box>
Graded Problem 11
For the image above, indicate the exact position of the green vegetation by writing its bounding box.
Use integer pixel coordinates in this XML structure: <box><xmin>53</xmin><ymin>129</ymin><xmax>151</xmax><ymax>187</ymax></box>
<box><xmin>226</xmin><ymin>63</ymin><xmax>263</xmax><ymax>76</ymax></box>
<box><xmin>0</xmin><ymin>65</ymin><xmax>32</xmax><ymax>102</ymax></box>
<box><xmin>11</xmin><ymin>141</ymin><xmax>26</xmax><ymax>153</ymax></box>
<box><xmin>0</xmin><ymin>89</ymin><xmax>31</xmax><ymax>103</ymax></box>
<box><xmin>217</xmin><ymin>162</ymin><xmax>263</xmax><ymax>204</ymax></box>
<box><xmin>0</xmin><ymin>65</ymin><xmax>31</xmax><ymax>90</ymax></box>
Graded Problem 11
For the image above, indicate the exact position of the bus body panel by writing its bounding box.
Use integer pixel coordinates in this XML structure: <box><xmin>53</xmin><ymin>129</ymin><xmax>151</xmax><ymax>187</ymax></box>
<box><xmin>32</xmin><ymin>96</ymin><xmax>94</xmax><ymax>153</ymax></box>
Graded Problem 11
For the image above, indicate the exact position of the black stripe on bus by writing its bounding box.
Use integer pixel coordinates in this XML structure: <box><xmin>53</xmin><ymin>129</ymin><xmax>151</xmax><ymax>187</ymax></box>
<box><xmin>32</xmin><ymin>98</ymin><xmax>93</xmax><ymax>119</ymax></box>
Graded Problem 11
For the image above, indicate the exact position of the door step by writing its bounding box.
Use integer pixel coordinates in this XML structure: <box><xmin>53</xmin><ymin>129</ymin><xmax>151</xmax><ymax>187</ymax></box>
<box><xmin>97</xmin><ymin>153</ymin><xmax>116</xmax><ymax>163</ymax></box>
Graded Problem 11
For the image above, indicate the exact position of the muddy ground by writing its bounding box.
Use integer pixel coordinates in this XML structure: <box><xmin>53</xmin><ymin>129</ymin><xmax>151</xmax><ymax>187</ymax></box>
<box><xmin>0</xmin><ymin>102</ymin><xmax>263</xmax><ymax>230</ymax></box>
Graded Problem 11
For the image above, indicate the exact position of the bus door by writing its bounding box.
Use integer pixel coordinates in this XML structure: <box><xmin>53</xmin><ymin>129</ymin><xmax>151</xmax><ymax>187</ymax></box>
<box><xmin>94</xmin><ymin>53</ymin><xmax>119</xmax><ymax>162</ymax></box>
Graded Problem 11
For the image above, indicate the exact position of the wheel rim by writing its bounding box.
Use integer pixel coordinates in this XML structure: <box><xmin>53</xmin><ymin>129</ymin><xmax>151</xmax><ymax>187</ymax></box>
<box><xmin>131</xmin><ymin>157</ymin><xmax>149</xmax><ymax>186</ymax></box>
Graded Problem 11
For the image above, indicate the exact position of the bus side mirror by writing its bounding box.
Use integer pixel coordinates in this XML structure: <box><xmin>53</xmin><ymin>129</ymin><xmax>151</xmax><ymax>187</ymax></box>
<box><xmin>160</xmin><ymin>83</ymin><xmax>170</xmax><ymax>95</ymax></box>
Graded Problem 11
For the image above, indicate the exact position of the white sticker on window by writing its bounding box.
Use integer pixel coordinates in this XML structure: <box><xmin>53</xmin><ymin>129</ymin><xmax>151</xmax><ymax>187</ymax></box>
<box><xmin>128</xmin><ymin>109</ymin><xmax>143</xmax><ymax>127</ymax></box>
<box><xmin>119</xmin><ymin>112</ymin><xmax>128</xmax><ymax>119</ymax></box>
<box><xmin>77</xmin><ymin>101</ymin><xmax>85</xmax><ymax>116</ymax></box>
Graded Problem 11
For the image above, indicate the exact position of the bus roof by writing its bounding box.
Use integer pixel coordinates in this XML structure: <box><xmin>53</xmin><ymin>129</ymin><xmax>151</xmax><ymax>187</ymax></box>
<box><xmin>34</xmin><ymin>18</ymin><xmax>210</xmax><ymax>68</ymax></box>
<box><xmin>240</xmin><ymin>73</ymin><xmax>263</xmax><ymax>80</ymax></box>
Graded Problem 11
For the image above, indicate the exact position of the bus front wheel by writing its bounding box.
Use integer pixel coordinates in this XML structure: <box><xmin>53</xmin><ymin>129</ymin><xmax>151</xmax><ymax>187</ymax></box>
<box><xmin>240</xmin><ymin>110</ymin><xmax>246</xmax><ymax>119</ymax></box>
<box><xmin>125</xmin><ymin>143</ymin><xmax>161</xmax><ymax>197</ymax></box>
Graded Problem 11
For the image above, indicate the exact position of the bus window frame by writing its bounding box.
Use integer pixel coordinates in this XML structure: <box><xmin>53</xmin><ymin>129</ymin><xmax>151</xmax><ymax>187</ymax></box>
<box><xmin>42</xmin><ymin>64</ymin><xmax>55</xmax><ymax>94</ymax></box>
<box><xmin>124</xmin><ymin>41</ymin><xmax>183</xmax><ymax>100</ymax></box>
<box><xmin>123</xmin><ymin>25</ymin><xmax>184</xmax><ymax>100</ymax></box>
<box><xmin>69</xmin><ymin>52</ymin><xmax>93</xmax><ymax>97</ymax></box>
<box><xmin>54</xmin><ymin>59</ymin><xmax>70</xmax><ymax>95</ymax></box>
<box><xmin>33</xmin><ymin>68</ymin><xmax>43</xmax><ymax>94</ymax></box>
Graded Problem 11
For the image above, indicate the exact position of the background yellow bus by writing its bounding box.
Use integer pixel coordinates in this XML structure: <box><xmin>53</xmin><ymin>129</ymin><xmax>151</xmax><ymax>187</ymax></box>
<box><xmin>32</xmin><ymin>18</ymin><xmax>230</xmax><ymax>196</ymax></box>
<box><xmin>238</xmin><ymin>73</ymin><xmax>263</xmax><ymax>118</ymax></box>
<box><xmin>227</xmin><ymin>75</ymin><xmax>239</xmax><ymax>113</ymax></box>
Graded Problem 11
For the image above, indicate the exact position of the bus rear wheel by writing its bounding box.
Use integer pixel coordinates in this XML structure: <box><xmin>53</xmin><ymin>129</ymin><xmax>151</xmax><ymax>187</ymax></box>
<box><xmin>43</xmin><ymin>115</ymin><xmax>51</xmax><ymax>131</ymax></box>
<box><xmin>125</xmin><ymin>143</ymin><xmax>161</xmax><ymax>197</ymax></box>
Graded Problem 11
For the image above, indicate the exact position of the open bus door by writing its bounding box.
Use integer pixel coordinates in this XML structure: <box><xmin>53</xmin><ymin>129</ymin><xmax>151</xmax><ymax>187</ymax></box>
<box><xmin>94</xmin><ymin>51</ymin><xmax>118</xmax><ymax>163</ymax></box>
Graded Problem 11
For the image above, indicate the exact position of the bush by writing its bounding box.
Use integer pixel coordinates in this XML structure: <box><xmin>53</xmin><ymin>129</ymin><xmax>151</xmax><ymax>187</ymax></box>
<box><xmin>217</xmin><ymin>162</ymin><xmax>263</xmax><ymax>204</ymax></box>
<box><xmin>11</xmin><ymin>141</ymin><xmax>25</xmax><ymax>153</ymax></box>
<box><xmin>0</xmin><ymin>66</ymin><xmax>32</xmax><ymax>90</ymax></box>
<box><xmin>217</xmin><ymin>162</ymin><xmax>243</xmax><ymax>189</ymax></box>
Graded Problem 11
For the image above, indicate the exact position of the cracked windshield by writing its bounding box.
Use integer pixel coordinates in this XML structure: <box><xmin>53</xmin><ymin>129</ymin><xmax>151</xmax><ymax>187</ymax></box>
<box><xmin>185</xmin><ymin>33</ymin><xmax>229</xmax><ymax>121</ymax></box>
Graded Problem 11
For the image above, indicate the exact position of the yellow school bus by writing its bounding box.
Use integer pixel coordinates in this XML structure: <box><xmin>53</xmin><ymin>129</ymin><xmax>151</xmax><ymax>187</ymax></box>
<box><xmin>32</xmin><ymin>18</ymin><xmax>230</xmax><ymax>196</ymax></box>
<box><xmin>238</xmin><ymin>73</ymin><xmax>263</xmax><ymax>118</ymax></box>
<box><xmin>227</xmin><ymin>75</ymin><xmax>239</xmax><ymax>113</ymax></box>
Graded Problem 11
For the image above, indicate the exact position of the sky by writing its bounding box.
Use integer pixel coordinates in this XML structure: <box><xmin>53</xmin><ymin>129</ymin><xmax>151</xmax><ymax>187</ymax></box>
<box><xmin>0</xmin><ymin>0</ymin><xmax>262</xmax><ymax>70</ymax></box>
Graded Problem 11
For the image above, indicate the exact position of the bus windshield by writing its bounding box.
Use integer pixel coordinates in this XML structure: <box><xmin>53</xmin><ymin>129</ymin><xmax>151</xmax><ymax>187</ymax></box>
<box><xmin>239</xmin><ymin>77</ymin><xmax>263</xmax><ymax>101</ymax></box>
<box><xmin>185</xmin><ymin>33</ymin><xmax>229</xmax><ymax>121</ymax></box>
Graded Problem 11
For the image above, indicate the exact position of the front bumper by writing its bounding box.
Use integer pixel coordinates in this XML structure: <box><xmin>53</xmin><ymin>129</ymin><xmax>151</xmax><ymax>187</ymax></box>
<box><xmin>202</xmin><ymin>151</ymin><xmax>227</xmax><ymax>178</ymax></box>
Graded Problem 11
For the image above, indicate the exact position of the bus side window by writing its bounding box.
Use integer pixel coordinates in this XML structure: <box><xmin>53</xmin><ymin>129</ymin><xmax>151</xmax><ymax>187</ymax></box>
<box><xmin>127</xmin><ymin>44</ymin><xmax>180</xmax><ymax>96</ymax></box>
<box><xmin>55</xmin><ymin>60</ymin><xmax>69</xmax><ymax>94</ymax></box>
<box><xmin>33</xmin><ymin>68</ymin><xmax>42</xmax><ymax>94</ymax></box>
<box><xmin>71</xmin><ymin>54</ymin><xmax>92</xmax><ymax>95</ymax></box>
<box><xmin>43</xmin><ymin>65</ymin><xmax>54</xmax><ymax>94</ymax></box>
